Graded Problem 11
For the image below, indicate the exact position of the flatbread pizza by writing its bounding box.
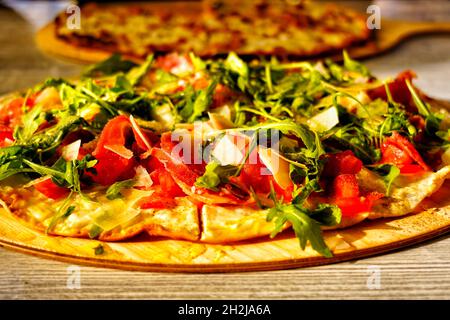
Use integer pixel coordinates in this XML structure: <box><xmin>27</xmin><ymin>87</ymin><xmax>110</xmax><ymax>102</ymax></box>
<box><xmin>1</xmin><ymin>52</ymin><xmax>449</xmax><ymax>257</ymax></box>
<box><xmin>37</xmin><ymin>0</ymin><xmax>371</xmax><ymax>62</ymax></box>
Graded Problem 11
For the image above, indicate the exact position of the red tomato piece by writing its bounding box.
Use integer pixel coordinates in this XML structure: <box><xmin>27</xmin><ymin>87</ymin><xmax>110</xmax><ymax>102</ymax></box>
<box><xmin>380</xmin><ymin>143</ymin><xmax>413</xmax><ymax>166</ymax></box>
<box><xmin>211</xmin><ymin>84</ymin><xmax>238</xmax><ymax>108</ymax></box>
<box><xmin>0</xmin><ymin>95</ymin><xmax>37</xmax><ymax>127</ymax></box>
<box><xmin>90</xmin><ymin>116</ymin><xmax>137</xmax><ymax>185</ymax></box>
<box><xmin>150</xmin><ymin>148</ymin><xmax>199</xmax><ymax>187</ymax></box>
<box><xmin>238</xmin><ymin>150</ymin><xmax>293</xmax><ymax>202</ymax></box>
<box><xmin>139</xmin><ymin>193</ymin><xmax>178</xmax><ymax>209</ymax></box>
<box><xmin>154</xmin><ymin>53</ymin><xmax>193</xmax><ymax>75</ymax></box>
<box><xmin>150</xmin><ymin>168</ymin><xmax>185</xmax><ymax>197</ymax></box>
<box><xmin>0</xmin><ymin>125</ymin><xmax>14</xmax><ymax>147</ymax></box>
<box><xmin>34</xmin><ymin>178</ymin><xmax>70</xmax><ymax>200</ymax></box>
<box><xmin>399</xmin><ymin>164</ymin><xmax>425</xmax><ymax>174</ymax></box>
<box><xmin>323</xmin><ymin>150</ymin><xmax>363</xmax><ymax>177</ymax></box>
<box><xmin>334</xmin><ymin>197</ymin><xmax>372</xmax><ymax>216</ymax></box>
<box><xmin>334</xmin><ymin>192</ymin><xmax>383</xmax><ymax>216</ymax></box>
<box><xmin>367</xmin><ymin>70</ymin><xmax>417</xmax><ymax>111</ymax></box>
<box><xmin>333</xmin><ymin>174</ymin><xmax>360</xmax><ymax>198</ymax></box>
<box><xmin>380</xmin><ymin>131</ymin><xmax>430</xmax><ymax>171</ymax></box>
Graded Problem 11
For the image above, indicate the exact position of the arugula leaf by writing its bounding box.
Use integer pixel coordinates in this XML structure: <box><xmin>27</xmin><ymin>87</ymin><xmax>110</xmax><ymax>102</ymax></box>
<box><xmin>369</xmin><ymin>164</ymin><xmax>400</xmax><ymax>196</ymax></box>
<box><xmin>83</xmin><ymin>54</ymin><xmax>137</xmax><ymax>77</ymax></box>
<box><xmin>225</xmin><ymin>52</ymin><xmax>249</xmax><ymax>91</ymax></box>
<box><xmin>189</xmin><ymin>52</ymin><xmax>206</xmax><ymax>71</ymax></box>
<box><xmin>309</xmin><ymin>203</ymin><xmax>342</xmax><ymax>226</ymax></box>
<box><xmin>225</xmin><ymin>52</ymin><xmax>248</xmax><ymax>78</ymax></box>
<box><xmin>23</xmin><ymin>156</ymin><xmax>96</xmax><ymax>193</ymax></box>
<box><xmin>343</xmin><ymin>50</ymin><xmax>370</xmax><ymax>77</ymax></box>
<box><xmin>88</xmin><ymin>225</ymin><xmax>103</xmax><ymax>239</ymax></box>
<box><xmin>195</xmin><ymin>161</ymin><xmax>239</xmax><ymax>191</ymax></box>
<box><xmin>105</xmin><ymin>179</ymin><xmax>135</xmax><ymax>200</ymax></box>
<box><xmin>126</xmin><ymin>54</ymin><xmax>154</xmax><ymax>86</ymax></box>
<box><xmin>46</xmin><ymin>192</ymin><xmax>74</xmax><ymax>233</ymax></box>
<box><xmin>187</xmin><ymin>80</ymin><xmax>217</xmax><ymax>123</ymax></box>
<box><xmin>94</xmin><ymin>244</ymin><xmax>104</xmax><ymax>255</ymax></box>
<box><xmin>13</xmin><ymin>106</ymin><xmax>47</xmax><ymax>143</ymax></box>
<box><xmin>405</xmin><ymin>79</ymin><xmax>442</xmax><ymax>136</ymax></box>
<box><xmin>23</xmin><ymin>159</ymin><xmax>67</xmax><ymax>180</ymax></box>
<box><xmin>24</xmin><ymin>116</ymin><xmax>84</xmax><ymax>153</ymax></box>
<box><xmin>267</xmin><ymin>202</ymin><xmax>334</xmax><ymax>257</ymax></box>
<box><xmin>0</xmin><ymin>160</ymin><xmax>33</xmax><ymax>181</ymax></box>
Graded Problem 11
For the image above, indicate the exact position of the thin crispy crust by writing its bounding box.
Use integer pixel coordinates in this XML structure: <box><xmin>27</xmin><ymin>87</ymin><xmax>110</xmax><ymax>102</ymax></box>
<box><xmin>0</xmin><ymin>186</ymin><xmax>200</xmax><ymax>241</ymax></box>
<box><xmin>1</xmin><ymin>166</ymin><xmax>450</xmax><ymax>243</ymax></box>
<box><xmin>37</xmin><ymin>1</ymin><xmax>371</xmax><ymax>63</ymax></box>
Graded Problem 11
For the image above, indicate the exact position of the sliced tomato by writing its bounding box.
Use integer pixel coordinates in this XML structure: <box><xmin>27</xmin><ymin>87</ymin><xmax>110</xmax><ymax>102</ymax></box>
<box><xmin>34</xmin><ymin>178</ymin><xmax>70</xmax><ymax>200</ymax></box>
<box><xmin>90</xmin><ymin>116</ymin><xmax>137</xmax><ymax>185</ymax></box>
<box><xmin>139</xmin><ymin>192</ymin><xmax>178</xmax><ymax>209</ymax></box>
<box><xmin>333</xmin><ymin>174</ymin><xmax>360</xmax><ymax>198</ymax></box>
<box><xmin>151</xmin><ymin>147</ymin><xmax>249</xmax><ymax>205</ymax></box>
<box><xmin>211</xmin><ymin>84</ymin><xmax>238</xmax><ymax>108</ymax></box>
<box><xmin>323</xmin><ymin>150</ymin><xmax>363</xmax><ymax>177</ymax></box>
<box><xmin>334</xmin><ymin>192</ymin><xmax>383</xmax><ymax>216</ymax></box>
<box><xmin>154</xmin><ymin>53</ymin><xmax>193</xmax><ymax>75</ymax></box>
<box><xmin>367</xmin><ymin>70</ymin><xmax>417</xmax><ymax>111</ymax></box>
<box><xmin>380</xmin><ymin>131</ymin><xmax>430</xmax><ymax>171</ymax></box>
<box><xmin>0</xmin><ymin>95</ymin><xmax>37</xmax><ymax>127</ymax></box>
<box><xmin>0</xmin><ymin>125</ymin><xmax>14</xmax><ymax>147</ymax></box>
<box><xmin>399</xmin><ymin>164</ymin><xmax>425</xmax><ymax>174</ymax></box>
<box><xmin>149</xmin><ymin>168</ymin><xmax>185</xmax><ymax>197</ymax></box>
<box><xmin>238</xmin><ymin>150</ymin><xmax>293</xmax><ymax>202</ymax></box>
<box><xmin>151</xmin><ymin>147</ymin><xmax>199</xmax><ymax>187</ymax></box>
<box><xmin>380</xmin><ymin>143</ymin><xmax>413</xmax><ymax>166</ymax></box>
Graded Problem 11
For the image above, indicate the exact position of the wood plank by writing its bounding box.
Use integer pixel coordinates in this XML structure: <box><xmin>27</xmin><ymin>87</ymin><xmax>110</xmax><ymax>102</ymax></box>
<box><xmin>1</xmin><ymin>182</ymin><xmax>449</xmax><ymax>272</ymax></box>
<box><xmin>2</xmin><ymin>233</ymin><xmax>450</xmax><ymax>299</ymax></box>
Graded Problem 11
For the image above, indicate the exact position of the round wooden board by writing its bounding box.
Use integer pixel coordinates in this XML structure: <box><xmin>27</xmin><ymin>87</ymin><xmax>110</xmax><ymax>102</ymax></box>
<box><xmin>1</xmin><ymin>182</ymin><xmax>450</xmax><ymax>273</ymax></box>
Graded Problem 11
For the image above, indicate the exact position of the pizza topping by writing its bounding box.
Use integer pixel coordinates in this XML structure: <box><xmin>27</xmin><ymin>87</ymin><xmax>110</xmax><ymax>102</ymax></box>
<box><xmin>34</xmin><ymin>177</ymin><xmax>71</xmax><ymax>200</ymax></box>
<box><xmin>0</xmin><ymin>125</ymin><xmax>14</xmax><ymax>147</ymax></box>
<box><xmin>380</xmin><ymin>131</ymin><xmax>431</xmax><ymax>174</ymax></box>
<box><xmin>91</xmin><ymin>116</ymin><xmax>137</xmax><ymax>185</ymax></box>
<box><xmin>61</xmin><ymin>139</ymin><xmax>81</xmax><ymax>161</ymax></box>
<box><xmin>1</xmin><ymin>52</ymin><xmax>448</xmax><ymax>257</ymax></box>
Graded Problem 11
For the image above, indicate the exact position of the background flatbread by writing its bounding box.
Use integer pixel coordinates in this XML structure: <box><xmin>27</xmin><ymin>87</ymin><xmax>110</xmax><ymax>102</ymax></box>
<box><xmin>36</xmin><ymin>1</ymin><xmax>371</xmax><ymax>63</ymax></box>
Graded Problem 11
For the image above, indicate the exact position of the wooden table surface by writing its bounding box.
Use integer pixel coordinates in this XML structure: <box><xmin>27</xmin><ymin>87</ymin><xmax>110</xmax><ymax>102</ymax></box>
<box><xmin>1</xmin><ymin>3</ymin><xmax>450</xmax><ymax>299</ymax></box>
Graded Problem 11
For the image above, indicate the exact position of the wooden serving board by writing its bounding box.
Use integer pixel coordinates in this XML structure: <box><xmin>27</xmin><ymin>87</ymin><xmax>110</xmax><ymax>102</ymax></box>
<box><xmin>346</xmin><ymin>19</ymin><xmax>450</xmax><ymax>61</ymax></box>
<box><xmin>35</xmin><ymin>15</ymin><xmax>450</xmax><ymax>64</ymax></box>
<box><xmin>1</xmin><ymin>182</ymin><xmax>449</xmax><ymax>273</ymax></box>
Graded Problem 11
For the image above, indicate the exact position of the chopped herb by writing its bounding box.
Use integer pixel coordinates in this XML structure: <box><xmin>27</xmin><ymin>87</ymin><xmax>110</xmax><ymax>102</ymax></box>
<box><xmin>106</xmin><ymin>179</ymin><xmax>135</xmax><ymax>200</ymax></box>
<box><xmin>83</xmin><ymin>54</ymin><xmax>137</xmax><ymax>77</ymax></box>
<box><xmin>89</xmin><ymin>225</ymin><xmax>103</xmax><ymax>239</ymax></box>
<box><xmin>195</xmin><ymin>161</ymin><xmax>239</xmax><ymax>191</ymax></box>
<box><xmin>94</xmin><ymin>244</ymin><xmax>104</xmax><ymax>255</ymax></box>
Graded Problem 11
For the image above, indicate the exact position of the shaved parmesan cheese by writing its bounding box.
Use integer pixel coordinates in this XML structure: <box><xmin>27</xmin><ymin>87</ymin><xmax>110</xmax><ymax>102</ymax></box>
<box><xmin>24</xmin><ymin>175</ymin><xmax>52</xmax><ymax>188</ymax></box>
<box><xmin>308</xmin><ymin>106</ymin><xmax>339</xmax><ymax>132</ymax></box>
<box><xmin>212</xmin><ymin>105</ymin><xmax>232</xmax><ymax>119</ymax></box>
<box><xmin>104</xmin><ymin>144</ymin><xmax>134</xmax><ymax>159</ymax></box>
<box><xmin>208</xmin><ymin>112</ymin><xmax>234</xmax><ymax>130</ymax></box>
<box><xmin>151</xmin><ymin>104</ymin><xmax>175</xmax><ymax>129</ymax></box>
<box><xmin>257</xmin><ymin>147</ymin><xmax>291</xmax><ymax>188</ymax></box>
<box><xmin>80</xmin><ymin>103</ymin><xmax>101</xmax><ymax>121</ymax></box>
<box><xmin>92</xmin><ymin>189</ymin><xmax>151</xmax><ymax>232</ymax></box>
<box><xmin>211</xmin><ymin>133</ymin><xmax>248</xmax><ymax>166</ymax></box>
<box><xmin>62</xmin><ymin>139</ymin><xmax>81</xmax><ymax>161</ymax></box>
<box><xmin>134</xmin><ymin>165</ymin><xmax>153</xmax><ymax>188</ymax></box>
<box><xmin>93</xmin><ymin>199</ymin><xmax>140</xmax><ymax>232</ymax></box>
<box><xmin>130</xmin><ymin>115</ymin><xmax>152</xmax><ymax>150</ymax></box>
<box><xmin>35</xmin><ymin>87</ymin><xmax>61</xmax><ymax>110</ymax></box>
